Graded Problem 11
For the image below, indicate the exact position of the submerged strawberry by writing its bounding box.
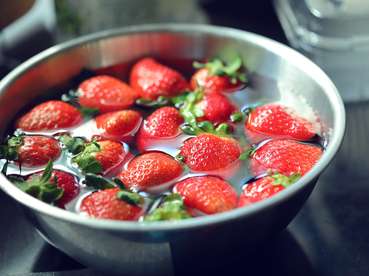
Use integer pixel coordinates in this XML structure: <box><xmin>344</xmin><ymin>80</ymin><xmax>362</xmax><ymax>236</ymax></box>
<box><xmin>73</xmin><ymin>140</ymin><xmax>127</xmax><ymax>175</ymax></box>
<box><xmin>179</xmin><ymin>133</ymin><xmax>241</xmax><ymax>171</ymax></box>
<box><xmin>118</xmin><ymin>151</ymin><xmax>183</xmax><ymax>191</ymax></box>
<box><xmin>10</xmin><ymin>161</ymin><xmax>79</xmax><ymax>208</ymax></box>
<box><xmin>190</xmin><ymin>56</ymin><xmax>247</xmax><ymax>94</ymax></box>
<box><xmin>78</xmin><ymin>75</ymin><xmax>137</xmax><ymax>113</ymax></box>
<box><xmin>0</xmin><ymin>135</ymin><xmax>61</xmax><ymax>167</ymax></box>
<box><xmin>238</xmin><ymin>173</ymin><xmax>300</xmax><ymax>207</ymax></box>
<box><xmin>245</xmin><ymin>104</ymin><xmax>316</xmax><ymax>143</ymax></box>
<box><xmin>136</xmin><ymin>107</ymin><xmax>183</xmax><ymax>151</ymax></box>
<box><xmin>95</xmin><ymin>110</ymin><xmax>142</xmax><ymax>141</ymax></box>
<box><xmin>17</xmin><ymin>100</ymin><xmax>83</xmax><ymax>131</ymax></box>
<box><xmin>250</xmin><ymin>139</ymin><xmax>323</xmax><ymax>176</ymax></box>
<box><xmin>174</xmin><ymin>176</ymin><xmax>237</xmax><ymax>214</ymax></box>
<box><xmin>195</xmin><ymin>93</ymin><xmax>236</xmax><ymax>124</ymax></box>
<box><xmin>130</xmin><ymin>58</ymin><xmax>188</xmax><ymax>100</ymax></box>
<box><xmin>80</xmin><ymin>187</ymin><xmax>143</xmax><ymax>221</ymax></box>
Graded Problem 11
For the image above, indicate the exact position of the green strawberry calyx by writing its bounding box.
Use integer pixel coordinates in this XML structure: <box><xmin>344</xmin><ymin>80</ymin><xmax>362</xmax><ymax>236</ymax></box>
<box><xmin>0</xmin><ymin>135</ymin><xmax>24</xmax><ymax>161</ymax></box>
<box><xmin>193</xmin><ymin>56</ymin><xmax>248</xmax><ymax>84</ymax></box>
<box><xmin>172</xmin><ymin>89</ymin><xmax>232</xmax><ymax>137</ymax></box>
<box><xmin>271</xmin><ymin>173</ymin><xmax>301</xmax><ymax>188</ymax></box>
<box><xmin>144</xmin><ymin>193</ymin><xmax>191</xmax><ymax>221</ymax></box>
<box><xmin>135</xmin><ymin>95</ymin><xmax>170</xmax><ymax>108</ymax></box>
<box><xmin>83</xmin><ymin>173</ymin><xmax>143</xmax><ymax>206</ymax></box>
<box><xmin>59</xmin><ymin>134</ymin><xmax>86</xmax><ymax>155</ymax></box>
<box><xmin>72</xmin><ymin>141</ymin><xmax>103</xmax><ymax>174</ymax></box>
<box><xmin>10</xmin><ymin>161</ymin><xmax>64</xmax><ymax>204</ymax></box>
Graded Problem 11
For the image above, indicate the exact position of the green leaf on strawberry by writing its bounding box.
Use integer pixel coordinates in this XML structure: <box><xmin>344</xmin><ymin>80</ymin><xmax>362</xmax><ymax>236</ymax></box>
<box><xmin>144</xmin><ymin>193</ymin><xmax>191</xmax><ymax>221</ymax></box>
<box><xmin>10</xmin><ymin>161</ymin><xmax>64</xmax><ymax>204</ymax></box>
<box><xmin>116</xmin><ymin>190</ymin><xmax>143</xmax><ymax>206</ymax></box>
<box><xmin>230</xmin><ymin>111</ymin><xmax>244</xmax><ymax>123</ymax></box>
<box><xmin>72</xmin><ymin>141</ymin><xmax>102</xmax><ymax>174</ymax></box>
<box><xmin>0</xmin><ymin>135</ymin><xmax>23</xmax><ymax>161</ymax></box>
<box><xmin>59</xmin><ymin>135</ymin><xmax>86</xmax><ymax>155</ymax></box>
<box><xmin>193</xmin><ymin>56</ymin><xmax>247</xmax><ymax>84</ymax></box>
<box><xmin>271</xmin><ymin>173</ymin><xmax>301</xmax><ymax>188</ymax></box>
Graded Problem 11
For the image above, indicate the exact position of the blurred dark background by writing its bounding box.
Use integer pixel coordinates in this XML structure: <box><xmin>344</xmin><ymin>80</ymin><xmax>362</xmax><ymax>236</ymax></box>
<box><xmin>1</xmin><ymin>1</ymin><xmax>369</xmax><ymax>276</ymax></box>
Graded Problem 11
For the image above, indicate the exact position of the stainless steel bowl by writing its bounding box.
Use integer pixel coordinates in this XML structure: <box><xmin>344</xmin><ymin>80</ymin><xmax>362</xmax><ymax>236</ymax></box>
<box><xmin>0</xmin><ymin>24</ymin><xmax>345</xmax><ymax>275</ymax></box>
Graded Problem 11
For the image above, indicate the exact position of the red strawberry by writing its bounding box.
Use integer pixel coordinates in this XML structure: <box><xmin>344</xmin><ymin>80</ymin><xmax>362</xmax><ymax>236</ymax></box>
<box><xmin>180</xmin><ymin>133</ymin><xmax>241</xmax><ymax>171</ymax></box>
<box><xmin>95</xmin><ymin>110</ymin><xmax>142</xmax><ymax>141</ymax></box>
<box><xmin>136</xmin><ymin>107</ymin><xmax>183</xmax><ymax>151</ymax></box>
<box><xmin>73</xmin><ymin>140</ymin><xmax>127</xmax><ymax>176</ymax></box>
<box><xmin>17</xmin><ymin>100</ymin><xmax>82</xmax><ymax>131</ymax></box>
<box><xmin>250</xmin><ymin>139</ymin><xmax>323</xmax><ymax>176</ymax></box>
<box><xmin>1</xmin><ymin>135</ymin><xmax>61</xmax><ymax>167</ymax></box>
<box><xmin>195</xmin><ymin>93</ymin><xmax>236</xmax><ymax>124</ymax></box>
<box><xmin>238</xmin><ymin>173</ymin><xmax>300</xmax><ymax>207</ymax></box>
<box><xmin>245</xmin><ymin>104</ymin><xmax>316</xmax><ymax>143</ymax></box>
<box><xmin>174</xmin><ymin>176</ymin><xmax>237</xmax><ymax>214</ymax></box>
<box><xmin>118</xmin><ymin>152</ymin><xmax>183</xmax><ymax>191</ymax></box>
<box><xmin>30</xmin><ymin>169</ymin><xmax>80</xmax><ymax>208</ymax></box>
<box><xmin>190</xmin><ymin>57</ymin><xmax>247</xmax><ymax>94</ymax></box>
<box><xmin>12</xmin><ymin>161</ymin><xmax>79</xmax><ymax>208</ymax></box>
<box><xmin>80</xmin><ymin>188</ymin><xmax>143</xmax><ymax>221</ymax></box>
<box><xmin>130</xmin><ymin>58</ymin><xmax>188</xmax><ymax>100</ymax></box>
<box><xmin>78</xmin><ymin>75</ymin><xmax>137</xmax><ymax>113</ymax></box>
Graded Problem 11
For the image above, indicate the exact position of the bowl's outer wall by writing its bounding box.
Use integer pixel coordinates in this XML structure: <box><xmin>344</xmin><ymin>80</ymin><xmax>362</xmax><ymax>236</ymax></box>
<box><xmin>0</xmin><ymin>25</ymin><xmax>343</xmax><ymax>275</ymax></box>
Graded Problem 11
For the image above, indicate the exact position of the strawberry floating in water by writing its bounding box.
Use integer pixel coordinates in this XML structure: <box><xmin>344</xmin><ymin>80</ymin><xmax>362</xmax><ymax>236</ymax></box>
<box><xmin>17</xmin><ymin>100</ymin><xmax>83</xmax><ymax>131</ymax></box>
<box><xmin>190</xmin><ymin>56</ymin><xmax>247</xmax><ymax>94</ymax></box>
<box><xmin>118</xmin><ymin>151</ymin><xmax>183</xmax><ymax>192</ymax></box>
<box><xmin>136</xmin><ymin>106</ymin><xmax>184</xmax><ymax>151</ymax></box>
<box><xmin>95</xmin><ymin>110</ymin><xmax>142</xmax><ymax>142</ymax></box>
<box><xmin>174</xmin><ymin>176</ymin><xmax>238</xmax><ymax>215</ymax></box>
<box><xmin>245</xmin><ymin>104</ymin><xmax>317</xmax><ymax>143</ymax></box>
<box><xmin>249</xmin><ymin>139</ymin><xmax>323</xmax><ymax>176</ymax></box>
<box><xmin>238</xmin><ymin>173</ymin><xmax>300</xmax><ymax>207</ymax></box>
<box><xmin>130</xmin><ymin>58</ymin><xmax>188</xmax><ymax>100</ymax></box>
<box><xmin>8</xmin><ymin>161</ymin><xmax>79</xmax><ymax>208</ymax></box>
<box><xmin>78</xmin><ymin>75</ymin><xmax>138</xmax><ymax>113</ymax></box>
<box><xmin>0</xmin><ymin>135</ymin><xmax>61</xmax><ymax>167</ymax></box>
<box><xmin>179</xmin><ymin>133</ymin><xmax>241</xmax><ymax>172</ymax></box>
<box><xmin>80</xmin><ymin>187</ymin><xmax>143</xmax><ymax>221</ymax></box>
<box><xmin>72</xmin><ymin>140</ymin><xmax>127</xmax><ymax>176</ymax></box>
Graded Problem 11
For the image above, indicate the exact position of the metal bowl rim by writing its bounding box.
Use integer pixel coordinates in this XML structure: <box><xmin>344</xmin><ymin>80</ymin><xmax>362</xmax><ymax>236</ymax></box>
<box><xmin>0</xmin><ymin>23</ymin><xmax>346</xmax><ymax>232</ymax></box>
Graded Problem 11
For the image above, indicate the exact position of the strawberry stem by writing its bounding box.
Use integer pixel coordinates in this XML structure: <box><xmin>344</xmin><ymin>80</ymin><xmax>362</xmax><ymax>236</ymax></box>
<box><xmin>193</xmin><ymin>56</ymin><xmax>247</xmax><ymax>84</ymax></box>
<box><xmin>116</xmin><ymin>190</ymin><xmax>143</xmax><ymax>206</ymax></box>
<box><xmin>144</xmin><ymin>193</ymin><xmax>190</xmax><ymax>221</ymax></box>
<box><xmin>59</xmin><ymin>135</ymin><xmax>86</xmax><ymax>155</ymax></box>
<box><xmin>271</xmin><ymin>173</ymin><xmax>301</xmax><ymax>188</ymax></box>
<box><xmin>0</xmin><ymin>135</ymin><xmax>24</xmax><ymax>161</ymax></box>
<box><xmin>11</xmin><ymin>161</ymin><xmax>64</xmax><ymax>204</ymax></box>
<box><xmin>72</xmin><ymin>141</ymin><xmax>102</xmax><ymax>174</ymax></box>
<box><xmin>136</xmin><ymin>96</ymin><xmax>170</xmax><ymax>108</ymax></box>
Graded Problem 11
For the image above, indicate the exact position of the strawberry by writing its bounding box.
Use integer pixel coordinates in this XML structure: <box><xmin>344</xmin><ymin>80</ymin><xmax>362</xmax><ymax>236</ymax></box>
<box><xmin>245</xmin><ymin>104</ymin><xmax>316</xmax><ymax>143</ymax></box>
<box><xmin>238</xmin><ymin>173</ymin><xmax>300</xmax><ymax>207</ymax></box>
<box><xmin>195</xmin><ymin>93</ymin><xmax>236</xmax><ymax>124</ymax></box>
<box><xmin>0</xmin><ymin>135</ymin><xmax>61</xmax><ymax>167</ymax></box>
<box><xmin>190</xmin><ymin>56</ymin><xmax>247</xmax><ymax>94</ymax></box>
<box><xmin>179</xmin><ymin>133</ymin><xmax>241</xmax><ymax>171</ymax></box>
<box><xmin>139</xmin><ymin>107</ymin><xmax>183</xmax><ymax>138</ymax></box>
<box><xmin>249</xmin><ymin>139</ymin><xmax>323</xmax><ymax>176</ymax></box>
<box><xmin>80</xmin><ymin>187</ymin><xmax>143</xmax><ymax>221</ymax></box>
<box><xmin>10</xmin><ymin>161</ymin><xmax>79</xmax><ymax>208</ymax></box>
<box><xmin>130</xmin><ymin>58</ymin><xmax>188</xmax><ymax>100</ymax></box>
<box><xmin>136</xmin><ymin>107</ymin><xmax>183</xmax><ymax>151</ymax></box>
<box><xmin>95</xmin><ymin>110</ymin><xmax>142</xmax><ymax>141</ymax></box>
<box><xmin>17</xmin><ymin>100</ymin><xmax>83</xmax><ymax>131</ymax></box>
<box><xmin>78</xmin><ymin>75</ymin><xmax>137</xmax><ymax>113</ymax></box>
<box><xmin>118</xmin><ymin>151</ymin><xmax>183</xmax><ymax>191</ymax></box>
<box><xmin>73</xmin><ymin>140</ymin><xmax>127</xmax><ymax>175</ymax></box>
<box><xmin>174</xmin><ymin>176</ymin><xmax>237</xmax><ymax>214</ymax></box>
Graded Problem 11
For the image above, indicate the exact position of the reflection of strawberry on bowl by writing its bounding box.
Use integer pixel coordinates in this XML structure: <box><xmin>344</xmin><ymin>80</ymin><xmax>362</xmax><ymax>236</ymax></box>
<box><xmin>0</xmin><ymin>25</ymin><xmax>345</xmax><ymax>274</ymax></box>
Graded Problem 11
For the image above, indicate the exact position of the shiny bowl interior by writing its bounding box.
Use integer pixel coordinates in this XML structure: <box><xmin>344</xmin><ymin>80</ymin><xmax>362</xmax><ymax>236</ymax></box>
<box><xmin>0</xmin><ymin>24</ymin><xmax>345</xmax><ymax>274</ymax></box>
